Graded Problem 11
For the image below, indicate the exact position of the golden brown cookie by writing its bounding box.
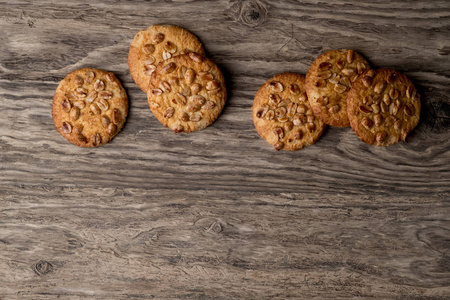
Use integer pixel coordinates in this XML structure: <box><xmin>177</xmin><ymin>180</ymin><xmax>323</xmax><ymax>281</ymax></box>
<box><xmin>52</xmin><ymin>68</ymin><xmax>128</xmax><ymax>147</ymax></box>
<box><xmin>252</xmin><ymin>73</ymin><xmax>326</xmax><ymax>151</ymax></box>
<box><xmin>305</xmin><ymin>49</ymin><xmax>370</xmax><ymax>127</ymax></box>
<box><xmin>147</xmin><ymin>52</ymin><xmax>226</xmax><ymax>133</ymax></box>
<box><xmin>347</xmin><ymin>68</ymin><xmax>420</xmax><ymax>146</ymax></box>
<box><xmin>128</xmin><ymin>24</ymin><xmax>205</xmax><ymax>93</ymax></box>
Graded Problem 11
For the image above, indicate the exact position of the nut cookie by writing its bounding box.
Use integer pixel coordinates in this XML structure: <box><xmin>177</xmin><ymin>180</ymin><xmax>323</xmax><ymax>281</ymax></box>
<box><xmin>305</xmin><ymin>49</ymin><xmax>370</xmax><ymax>127</ymax></box>
<box><xmin>52</xmin><ymin>68</ymin><xmax>128</xmax><ymax>147</ymax></box>
<box><xmin>147</xmin><ymin>52</ymin><xmax>226</xmax><ymax>133</ymax></box>
<box><xmin>252</xmin><ymin>73</ymin><xmax>326</xmax><ymax>151</ymax></box>
<box><xmin>128</xmin><ymin>24</ymin><xmax>205</xmax><ymax>93</ymax></box>
<box><xmin>347</xmin><ymin>68</ymin><xmax>420</xmax><ymax>146</ymax></box>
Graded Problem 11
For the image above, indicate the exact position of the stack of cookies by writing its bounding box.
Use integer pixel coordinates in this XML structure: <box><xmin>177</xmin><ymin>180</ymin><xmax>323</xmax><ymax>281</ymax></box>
<box><xmin>252</xmin><ymin>49</ymin><xmax>420</xmax><ymax>150</ymax></box>
<box><xmin>52</xmin><ymin>25</ymin><xmax>226</xmax><ymax>147</ymax></box>
<box><xmin>128</xmin><ymin>25</ymin><xmax>227</xmax><ymax>133</ymax></box>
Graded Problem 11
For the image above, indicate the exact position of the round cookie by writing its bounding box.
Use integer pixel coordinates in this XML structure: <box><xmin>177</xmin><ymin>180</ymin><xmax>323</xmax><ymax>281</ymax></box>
<box><xmin>252</xmin><ymin>73</ymin><xmax>326</xmax><ymax>151</ymax></box>
<box><xmin>147</xmin><ymin>52</ymin><xmax>226</xmax><ymax>133</ymax></box>
<box><xmin>52</xmin><ymin>68</ymin><xmax>128</xmax><ymax>147</ymax></box>
<box><xmin>128</xmin><ymin>24</ymin><xmax>205</xmax><ymax>93</ymax></box>
<box><xmin>305</xmin><ymin>49</ymin><xmax>370</xmax><ymax>127</ymax></box>
<box><xmin>347</xmin><ymin>68</ymin><xmax>420</xmax><ymax>146</ymax></box>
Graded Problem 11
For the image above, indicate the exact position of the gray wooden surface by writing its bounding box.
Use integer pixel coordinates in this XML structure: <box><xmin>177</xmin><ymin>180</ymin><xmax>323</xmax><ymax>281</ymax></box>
<box><xmin>1</xmin><ymin>0</ymin><xmax>449</xmax><ymax>299</ymax></box>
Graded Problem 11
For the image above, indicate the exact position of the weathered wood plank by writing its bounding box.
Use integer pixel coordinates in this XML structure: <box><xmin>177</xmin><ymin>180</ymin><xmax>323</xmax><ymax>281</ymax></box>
<box><xmin>0</xmin><ymin>188</ymin><xmax>449</xmax><ymax>298</ymax></box>
<box><xmin>0</xmin><ymin>0</ymin><xmax>449</xmax><ymax>298</ymax></box>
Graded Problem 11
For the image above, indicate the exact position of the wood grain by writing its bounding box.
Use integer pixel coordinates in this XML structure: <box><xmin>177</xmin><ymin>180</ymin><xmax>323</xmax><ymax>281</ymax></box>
<box><xmin>1</xmin><ymin>0</ymin><xmax>449</xmax><ymax>298</ymax></box>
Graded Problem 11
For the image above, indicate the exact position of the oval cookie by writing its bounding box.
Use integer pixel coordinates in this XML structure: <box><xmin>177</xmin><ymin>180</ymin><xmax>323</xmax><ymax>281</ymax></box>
<box><xmin>147</xmin><ymin>52</ymin><xmax>227</xmax><ymax>133</ymax></box>
<box><xmin>52</xmin><ymin>68</ymin><xmax>128</xmax><ymax>147</ymax></box>
<box><xmin>128</xmin><ymin>24</ymin><xmax>205</xmax><ymax>93</ymax></box>
<box><xmin>347</xmin><ymin>68</ymin><xmax>421</xmax><ymax>146</ymax></box>
<box><xmin>252</xmin><ymin>73</ymin><xmax>326</xmax><ymax>151</ymax></box>
<box><xmin>305</xmin><ymin>49</ymin><xmax>370</xmax><ymax>127</ymax></box>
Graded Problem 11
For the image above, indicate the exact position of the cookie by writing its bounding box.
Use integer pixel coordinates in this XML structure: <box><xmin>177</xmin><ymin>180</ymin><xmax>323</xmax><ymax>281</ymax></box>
<box><xmin>252</xmin><ymin>73</ymin><xmax>326</xmax><ymax>151</ymax></box>
<box><xmin>128</xmin><ymin>24</ymin><xmax>205</xmax><ymax>93</ymax></box>
<box><xmin>147</xmin><ymin>52</ymin><xmax>226</xmax><ymax>133</ymax></box>
<box><xmin>52</xmin><ymin>68</ymin><xmax>128</xmax><ymax>147</ymax></box>
<box><xmin>305</xmin><ymin>49</ymin><xmax>370</xmax><ymax>127</ymax></box>
<box><xmin>347</xmin><ymin>68</ymin><xmax>420</xmax><ymax>146</ymax></box>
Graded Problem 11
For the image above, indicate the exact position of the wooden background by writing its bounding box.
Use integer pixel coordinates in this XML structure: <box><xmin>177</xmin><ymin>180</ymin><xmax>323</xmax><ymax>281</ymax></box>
<box><xmin>1</xmin><ymin>0</ymin><xmax>449</xmax><ymax>298</ymax></box>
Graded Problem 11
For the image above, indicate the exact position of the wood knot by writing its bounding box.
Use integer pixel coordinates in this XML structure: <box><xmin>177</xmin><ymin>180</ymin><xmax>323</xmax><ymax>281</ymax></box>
<box><xmin>231</xmin><ymin>0</ymin><xmax>268</xmax><ymax>27</ymax></box>
<box><xmin>437</xmin><ymin>255</ymin><xmax>450</xmax><ymax>272</ymax></box>
<box><xmin>33</xmin><ymin>260</ymin><xmax>53</xmax><ymax>276</ymax></box>
<box><xmin>417</xmin><ymin>226</ymin><xmax>450</xmax><ymax>254</ymax></box>
<box><xmin>422</xmin><ymin>93</ymin><xmax>450</xmax><ymax>135</ymax></box>
<box><xmin>208</xmin><ymin>222</ymin><xmax>223</xmax><ymax>234</ymax></box>
<box><xmin>438</xmin><ymin>46</ymin><xmax>450</xmax><ymax>56</ymax></box>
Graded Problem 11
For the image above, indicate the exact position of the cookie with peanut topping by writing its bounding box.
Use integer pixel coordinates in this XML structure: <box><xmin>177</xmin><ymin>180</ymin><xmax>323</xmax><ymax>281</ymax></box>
<box><xmin>128</xmin><ymin>24</ymin><xmax>205</xmax><ymax>93</ymax></box>
<box><xmin>347</xmin><ymin>68</ymin><xmax>420</xmax><ymax>146</ymax></box>
<box><xmin>252</xmin><ymin>73</ymin><xmax>326</xmax><ymax>151</ymax></box>
<box><xmin>147</xmin><ymin>52</ymin><xmax>226</xmax><ymax>133</ymax></box>
<box><xmin>52</xmin><ymin>68</ymin><xmax>128</xmax><ymax>147</ymax></box>
<box><xmin>305</xmin><ymin>49</ymin><xmax>370</xmax><ymax>127</ymax></box>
